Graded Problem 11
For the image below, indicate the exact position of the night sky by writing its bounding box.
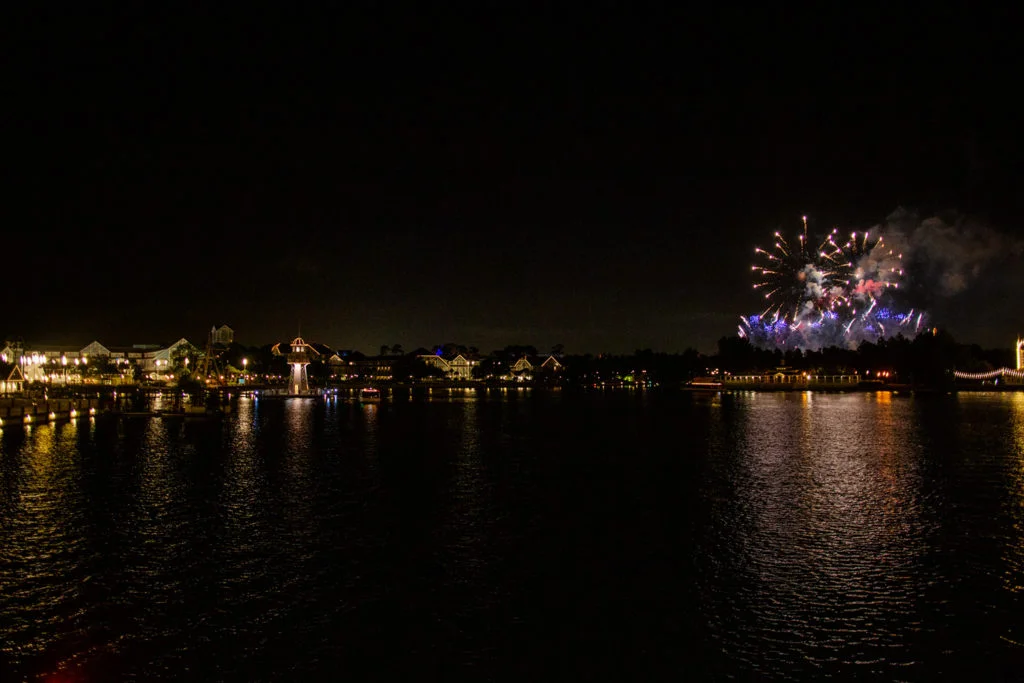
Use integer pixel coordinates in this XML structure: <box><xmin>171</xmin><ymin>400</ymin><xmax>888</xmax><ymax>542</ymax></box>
<box><xmin>12</xmin><ymin>7</ymin><xmax>1023</xmax><ymax>353</ymax></box>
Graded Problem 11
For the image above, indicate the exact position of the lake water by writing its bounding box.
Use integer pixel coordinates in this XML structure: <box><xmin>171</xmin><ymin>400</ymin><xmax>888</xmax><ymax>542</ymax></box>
<box><xmin>2</xmin><ymin>390</ymin><xmax>1023</xmax><ymax>680</ymax></box>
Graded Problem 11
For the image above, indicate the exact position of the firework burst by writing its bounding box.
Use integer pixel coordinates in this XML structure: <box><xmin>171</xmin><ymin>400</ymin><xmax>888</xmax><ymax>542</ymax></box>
<box><xmin>741</xmin><ymin>216</ymin><xmax>922</xmax><ymax>348</ymax></box>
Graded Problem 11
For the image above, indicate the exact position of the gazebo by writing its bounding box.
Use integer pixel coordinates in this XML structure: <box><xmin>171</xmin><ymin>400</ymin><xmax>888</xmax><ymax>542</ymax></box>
<box><xmin>1</xmin><ymin>365</ymin><xmax>25</xmax><ymax>395</ymax></box>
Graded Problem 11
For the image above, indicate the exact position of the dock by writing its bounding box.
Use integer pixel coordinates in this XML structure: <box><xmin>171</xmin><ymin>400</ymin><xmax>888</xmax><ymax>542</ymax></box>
<box><xmin>0</xmin><ymin>397</ymin><xmax>101</xmax><ymax>426</ymax></box>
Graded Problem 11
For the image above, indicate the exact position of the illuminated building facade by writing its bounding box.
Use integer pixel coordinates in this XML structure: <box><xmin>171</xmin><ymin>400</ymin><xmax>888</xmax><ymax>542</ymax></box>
<box><xmin>347</xmin><ymin>356</ymin><xmax>395</xmax><ymax>381</ymax></box>
<box><xmin>1</xmin><ymin>338</ymin><xmax>196</xmax><ymax>385</ymax></box>
<box><xmin>1</xmin><ymin>365</ymin><xmax>25</xmax><ymax>395</ymax></box>
<box><xmin>213</xmin><ymin>324</ymin><xmax>234</xmax><ymax>346</ymax></box>
<box><xmin>416</xmin><ymin>353</ymin><xmax>480</xmax><ymax>380</ymax></box>
<box><xmin>506</xmin><ymin>354</ymin><xmax>564</xmax><ymax>380</ymax></box>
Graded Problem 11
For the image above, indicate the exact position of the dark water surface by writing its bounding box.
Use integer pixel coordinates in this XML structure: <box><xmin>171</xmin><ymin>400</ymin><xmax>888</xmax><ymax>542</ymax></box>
<box><xmin>2</xmin><ymin>390</ymin><xmax>1023</xmax><ymax>680</ymax></box>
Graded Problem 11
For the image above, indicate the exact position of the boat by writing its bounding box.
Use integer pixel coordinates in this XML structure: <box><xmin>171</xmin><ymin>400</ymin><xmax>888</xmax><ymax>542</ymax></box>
<box><xmin>686</xmin><ymin>377</ymin><xmax>723</xmax><ymax>391</ymax></box>
<box><xmin>359</xmin><ymin>387</ymin><xmax>381</xmax><ymax>402</ymax></box>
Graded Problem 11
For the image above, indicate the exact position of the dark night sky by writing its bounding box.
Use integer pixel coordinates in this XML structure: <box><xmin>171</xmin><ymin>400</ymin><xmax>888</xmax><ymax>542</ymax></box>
<box><xmin>10</xmin><ymin>7</ymin><xmax>1024</xmax><ymax>353</ymax></box>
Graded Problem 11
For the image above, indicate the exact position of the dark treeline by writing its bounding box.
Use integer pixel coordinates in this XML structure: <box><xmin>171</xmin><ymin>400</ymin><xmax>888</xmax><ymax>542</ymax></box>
<box><xmin>559</xmin><ymin>330</ymin><xmax>1014</xmax><ymax>388</ymax></box>
<box><xmin>715</xmin><ymin>331</ymin><xmax>1013</xmax><ymax>385</ymax></box>
<box><xmin>199</xmin><ymin>331</ymin><xmax>1016</xmax><ymax>388</ymax></box>
<box><xmin>9</xmin><ymin>331</ymin><xmax>1008</xmax><ymax>391</ymax></box>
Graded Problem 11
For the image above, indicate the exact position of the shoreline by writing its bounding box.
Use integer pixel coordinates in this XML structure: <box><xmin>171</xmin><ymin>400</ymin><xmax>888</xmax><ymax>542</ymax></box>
<box><xmin>687</xmin><ymin>383</ymin><xmax>1024</xmax><ymax>394</ymax></box>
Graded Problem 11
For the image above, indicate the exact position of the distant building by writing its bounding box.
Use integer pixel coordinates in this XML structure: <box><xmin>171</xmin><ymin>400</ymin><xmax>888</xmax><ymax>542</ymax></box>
<box><xmin>509</xmin><ymin>356</ymin><xmax>533</xmax><ymax>374</ymax></box>
<box><xmin>0</xmin><ymin>340</ymin><xmax>24</xmax><ymax>365</ymax></box>
<box><xmin>1</xmin><ymin>365</ymin><xmax>25</xmax><ymax>395</ymax></box>
<box><xmin>446</xmin><ymin>354</ymin><xmax>478</xmax><ymax>380</ymax></box>
<box><xmin>144</xmin><ymin>338</ymin><xmax>193</xmax><ymax>374</ymax></box>
<box><xmin>348</xmin><ymin>356</ymin><xmax>396</xmax><ymax>381</ymax></box>
<box><xmin>10</xmin><ymin>338</ymin><xmax>195</xmax><ymax>384</ymax></box>
<box><xmin>81</xmin><ymin>339</ymin><xmax>193</xmax><ymax>373</ymax></box>
<box><xmin>80</xmin><ymin>340</ymin><xmax>111</xmax><ymax>358</ymax></box>
<box><xmin>213</xmin><ymin>324</ymin><xmax>234</xmax><ymax>346</ymax></box>
<box><xmin>416</xmin><ymin>352</ymin><xmax>480</xmax><ymax>380</ymax></box>
<box><xmin>418</xmin><ymin>353</ymin><xmax>450</xmax><ymax>376</ymax></box>
<box><xmin>507</xmin><ymin>354</ymin><xmax>563</xmax><ymax>379</ymax></box>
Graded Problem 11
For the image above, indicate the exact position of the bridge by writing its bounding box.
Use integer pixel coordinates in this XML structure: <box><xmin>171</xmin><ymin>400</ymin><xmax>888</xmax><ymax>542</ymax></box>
<box><xmin>953</xmin><ymin>367</ymin><xmax>1024</xmax><ymax>382</ymax></box>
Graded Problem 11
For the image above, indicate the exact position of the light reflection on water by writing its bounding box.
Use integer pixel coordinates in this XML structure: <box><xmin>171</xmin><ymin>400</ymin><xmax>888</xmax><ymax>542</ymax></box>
<box><xmin>1005</xmin><ymin>395</ymin><xmax>1024</xmax><ymax>607</ymax></box>
<box><xmin>703</xmin><ymin>393</ymin><xmax>933</xmax><ymax>675</ymax></box>
<box><xmin>0</xmin><ymin>391</ymin><xmax>1023</xmax><ymax>679</ymax></box>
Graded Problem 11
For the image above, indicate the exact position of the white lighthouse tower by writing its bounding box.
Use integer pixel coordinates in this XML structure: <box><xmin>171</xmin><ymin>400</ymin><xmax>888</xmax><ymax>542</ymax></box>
<box><xmin>286</xmin><ymin>337</ymin><xmax>317</xmax><ymax>395</ymax></box>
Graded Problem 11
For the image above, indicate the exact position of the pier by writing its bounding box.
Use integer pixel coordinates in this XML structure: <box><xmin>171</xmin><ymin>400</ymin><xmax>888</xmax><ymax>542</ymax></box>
<box><xmin>0</xmin><ymin>397</ymin><xmax>100</xmax><ymax>426</ymax></box>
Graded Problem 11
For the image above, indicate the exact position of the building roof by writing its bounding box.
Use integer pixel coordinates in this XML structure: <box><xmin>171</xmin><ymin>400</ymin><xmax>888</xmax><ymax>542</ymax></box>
<box><xmin>22</xmin><ymin>344</ymin><xmax>85</xmax><ymax>354</ymax></box>
<box><xmin>348</xmin><ymin>355</ymin><xmax>397</xmax><ymax>364</ymax></box>
<box><xmin>271</xmin><ymin>338</ymin><xmax>322</xmax><ymax>357</ymax></box>
<box><xmin>511</xmin><ymin>354</ymin><xmax>564</xmax><ymax>370</ymax></box>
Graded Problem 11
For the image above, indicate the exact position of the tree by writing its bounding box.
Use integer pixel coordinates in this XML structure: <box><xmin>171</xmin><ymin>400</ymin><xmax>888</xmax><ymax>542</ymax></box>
<box><xmin>716</xmin><ymin>336</ymin><xmax>756</xmax><ymax>373</ymax></box>
<box><xmin>392</xmin><ymin>356</ymin><xmax>444</xmax><ymax>380</ymax></box>
<box><xmin>222</xmin><ymin>341</ymin><xmax>254</xmax><ymax>370</ymax></box>
<box><xmin>379</xmin><ymin>344</ymin><xmax>390</xmax><ymax>357</ymax></box>
<box><xmin>85</xmin><ymin>356</ymin><xmax>118</xmax><ymax>380</ymax></box>
<box><xmin>499</xmin><ymin>345</ymin><xmax>538</xmax><ymax>362</ymax></box>
<box><xmin>472</xmin><ymin>358</ymin><xmax>499</xmax><ymax>380</ymax></box>
<box><xmin>391</xmin><ymin>343</ymin><xmax>403</xmax><ymax>356</ymax></box>
<box><xmin>308</xmin><ymin>359</ymin><xmax>332</xmax><ymax>385</ymax></box>
<box><xmin>257</xmin><ymin>343</ymin><xmax>289</xmax><ymax>379</ymax></box>
<box><xmin>171</xmin><ymin>342</ymin><xmax>200</xmax><ymax>373</ymax></box>
<box><xmin>907</xmin><ymin>328</ymin><xmax>958</xmax><ymax>388</ymax></box>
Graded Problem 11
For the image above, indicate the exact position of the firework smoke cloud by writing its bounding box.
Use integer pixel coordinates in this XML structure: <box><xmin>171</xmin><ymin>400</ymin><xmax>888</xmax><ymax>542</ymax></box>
<box><xmin>879</xmin><ymin>207</ymin><xmax>1024</xmax><ymax>297</ymax></box>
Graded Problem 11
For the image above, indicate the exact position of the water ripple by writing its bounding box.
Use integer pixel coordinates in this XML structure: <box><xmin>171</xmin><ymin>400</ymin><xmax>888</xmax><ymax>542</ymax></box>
<box><xmin>1</xmin><ymin>392</ymin><xmax>1023</xmax><ymax>679</ymax></box>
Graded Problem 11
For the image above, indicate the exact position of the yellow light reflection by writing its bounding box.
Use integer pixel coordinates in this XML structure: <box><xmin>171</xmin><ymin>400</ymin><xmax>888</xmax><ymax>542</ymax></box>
<box><xmin>727</xmin><ymin>393</ymin><xmax>925</xmax><ymax>657</ymax></box>
<box><xmin>0</xmin><ymin>419</ymin><xmax>85</xmax><ymax>665</ymax></box>
<box><xmin>1005</xmin><ymin>393</ymin><xmax>1024</xmax><ymax>596</ymax></box>
<box><xmin>436</xmin><ymin>398</ymin><xmax>489</xmax><ymax>588</ymax></box>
